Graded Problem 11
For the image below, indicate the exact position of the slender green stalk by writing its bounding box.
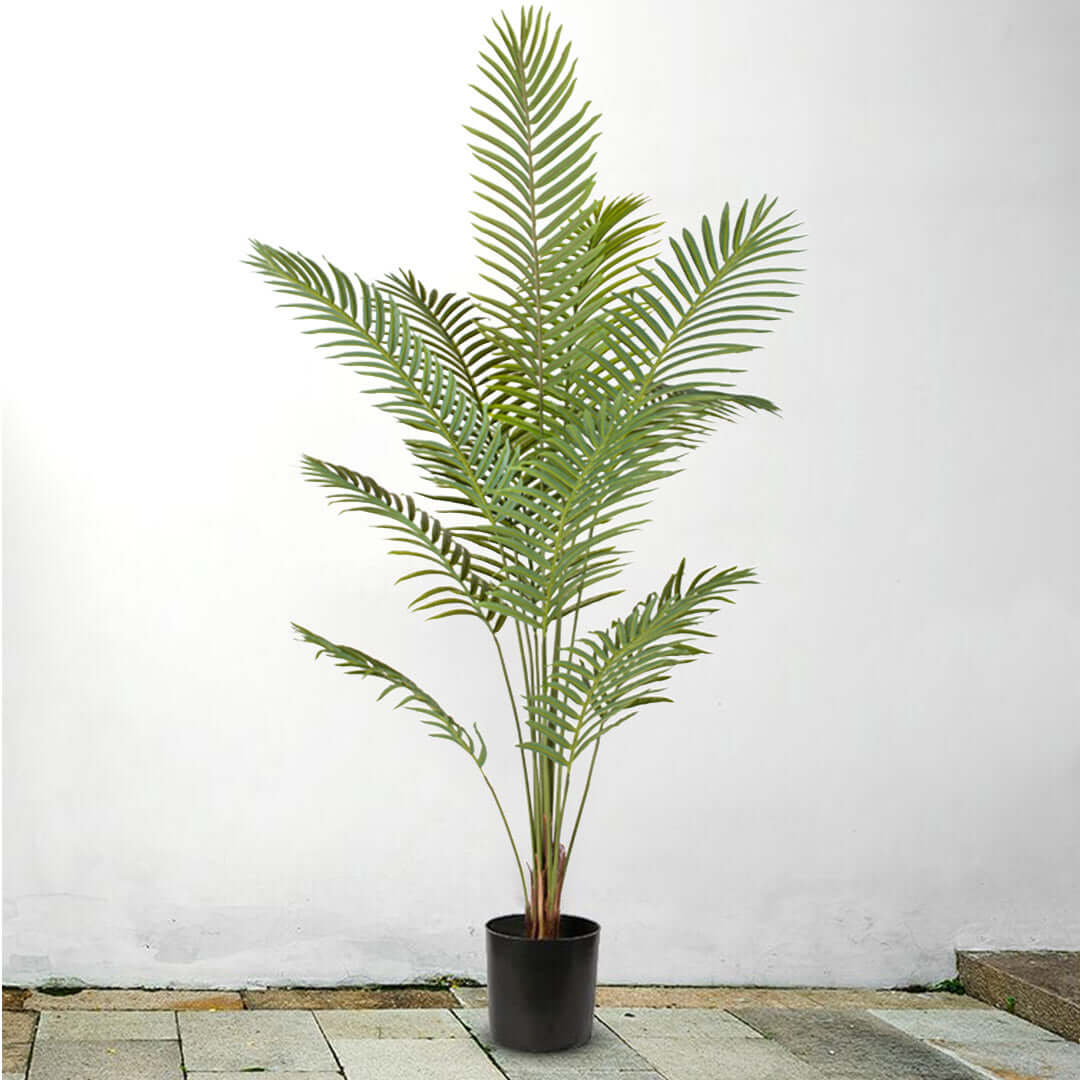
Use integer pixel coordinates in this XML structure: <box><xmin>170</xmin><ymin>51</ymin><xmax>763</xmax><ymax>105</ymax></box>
<box><xmin>478</xmin><ymin>764</ymin><xmax>529</xmax><ymax>907</ymax></box>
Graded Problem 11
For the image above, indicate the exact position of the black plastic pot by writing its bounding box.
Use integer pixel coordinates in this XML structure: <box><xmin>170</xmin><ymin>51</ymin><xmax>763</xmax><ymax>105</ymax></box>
<box><xmin>485</xmin><ymin>913</ymin><xmax>600</xmax><ymax>1052</ymax></box>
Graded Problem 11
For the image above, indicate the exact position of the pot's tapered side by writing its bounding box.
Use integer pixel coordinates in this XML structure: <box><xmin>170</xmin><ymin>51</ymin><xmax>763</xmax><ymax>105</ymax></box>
<box><xmin>485</xmin><ymin>914</ymin><xmax>600</xmax><ymax>1052</ymax></box>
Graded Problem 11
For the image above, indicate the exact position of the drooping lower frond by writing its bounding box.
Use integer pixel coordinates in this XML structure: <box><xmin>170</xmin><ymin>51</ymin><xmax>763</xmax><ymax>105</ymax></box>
<box><xmin>293</xmin><ymin>623</ymin><xmax>487</xmax><ymax>766</ymax></box>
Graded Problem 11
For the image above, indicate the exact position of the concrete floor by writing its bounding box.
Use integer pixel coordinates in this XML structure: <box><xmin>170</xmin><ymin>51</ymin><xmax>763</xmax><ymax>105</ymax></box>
<box><xmin>3</xmin><ymin>989</ymin><xmax>1078</xmax><ymax>1079</ymax></box>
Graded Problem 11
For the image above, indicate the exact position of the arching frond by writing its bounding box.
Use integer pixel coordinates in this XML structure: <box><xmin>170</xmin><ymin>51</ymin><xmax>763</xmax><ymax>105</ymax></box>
<box><xmin>520</xmin><ymin>561</ymin><xmax>755</xmax><ymax>765</ymax></box>
<box><xmin>294</xmin><ymin>623</ymin><xmax>487</xmax><ymax>765</ymax></box>
<box><xmin>246</xmin><ymin>242</ymin><xmax>516</xmax><ymax>526</ymax></box>
<box><xmin>380</xmin><ymin>271</ymin><xmax>501</xmax><ymax>402</ymax></box>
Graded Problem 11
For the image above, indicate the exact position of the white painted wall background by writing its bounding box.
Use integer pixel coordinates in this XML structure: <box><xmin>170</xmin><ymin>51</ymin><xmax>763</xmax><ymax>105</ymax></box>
<box><xmin>4</xmin><ymin>0</ymin><xmax>1078</xmax><ymax>989</ymax></box>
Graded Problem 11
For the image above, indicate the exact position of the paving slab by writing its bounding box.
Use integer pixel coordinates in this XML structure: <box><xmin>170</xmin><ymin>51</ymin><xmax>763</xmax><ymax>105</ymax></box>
<box><xmin>2</xmin><ymin>1014</ymin><xmax>36</xmax><ymax>1045</ymax></box>
<box><xmin>804</xmin><ymin>988</ymin><xmax>988</xmax><ymax>1010</ymax></box>
<box><xmin>455</xmin><ymin>1008</ymin><xmax>651</xmax><ymax>1078</ymax></box>
<box><xmin>243</xmin><ymin>986</ymin><xmax>455</xmax><ymax>1009</ymax></box>
<box><xmin>489</xmin><ymin>1072</ymin><xmax>665</xmax><ymax>1079</ymax></box>
<box><xmin>2</xmin><ymin>992</ymin><xmax>28</xmax><ymax>1012</ymax></box>
<box><xmin>929</xmin><ymin>1036</ymin><xmax>1080</xmax><ymax>1076</ymax></box>
<box><xmin>187</xmin><ymin>1075</ymin><xmax>342</xmax><ymax>1080</ymax></box>
<box><xmin>332</xmin><ymin>1036</ymin><xmax>503</xmax><ymax>1078</ymax></box>
<box><xmin>178</xmin><ymin>1009</ymin><xmax>337</xmax><ymax>1072</ymax></box>
<box><xmin>2</xmin><ymin>1044</ymin><xmax>29</xmax><ymax>1075</ymax></box>
<box><xmin>317</xmin><ymin>1006</ymin><xmax>464</xmax><ymax>1039</ymax></box>
<box><xmin>871</xmin><ymin>1006</ymin><xmax>1066</xmax><ymax>1044</ymax></box>
<box><xmin>22</xmin><ymin>989</ymin><xmax>241</xmax><ymax>1011</ymax></box>
<box><xmin>597</xmin><ymin>1006</ymin><xmax>761</xmax><ymax>1039</ymax></box>
<box><xmin>627</xmin><ymin>1036</ymin><xmax>828</xmax><ymax>1080</ymax></box>
<box><xmin>27</xmin><ymin>1039</ymin><xmax>182</xmax><ymax>1080</ymax></box>
<box><xmin>732</xmin><ymin>1007</ymin><xmax>984</xmax><ymax>1078</ymax></box>
<box><xmin>36</xmin><ymin>1009</ymin><xmax>176</xmax><ymax>1041</ymax></box>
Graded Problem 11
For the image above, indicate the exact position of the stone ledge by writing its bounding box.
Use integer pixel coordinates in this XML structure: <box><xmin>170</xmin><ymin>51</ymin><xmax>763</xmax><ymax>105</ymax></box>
<box><xmin>957</xmin><ymin>950</ymin><xmax>1080</xmax><ymax>1043</ymax></box>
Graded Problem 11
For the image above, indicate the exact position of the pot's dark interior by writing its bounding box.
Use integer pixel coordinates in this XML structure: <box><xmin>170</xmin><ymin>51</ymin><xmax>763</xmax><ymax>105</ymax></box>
<box><xmin>487</xmin><ymin>914</ymin><xmax>600</xmax><ymax>941</ymax></box>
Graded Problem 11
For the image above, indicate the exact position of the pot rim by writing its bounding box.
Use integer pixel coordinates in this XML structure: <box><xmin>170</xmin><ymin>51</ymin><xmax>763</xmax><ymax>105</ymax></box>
<box><xmin>485</xmin><ymin>913</ymin><xmax>601</xmax><ymax>942</ymax></box>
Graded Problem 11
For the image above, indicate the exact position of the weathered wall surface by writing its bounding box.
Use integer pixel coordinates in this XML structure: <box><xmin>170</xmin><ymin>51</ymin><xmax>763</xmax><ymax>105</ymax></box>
<box><xmin>5</xmin><ymin>0</ymin><xmax>1078</xmax><ymax>987</ymax></box>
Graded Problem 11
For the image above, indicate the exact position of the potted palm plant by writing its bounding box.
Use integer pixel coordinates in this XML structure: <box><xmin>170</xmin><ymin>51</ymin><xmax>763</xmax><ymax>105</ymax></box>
<box><xmin>248</xmin><ymin>5</ymin><xmax>801</xmax><ymax>1053</ymax></box>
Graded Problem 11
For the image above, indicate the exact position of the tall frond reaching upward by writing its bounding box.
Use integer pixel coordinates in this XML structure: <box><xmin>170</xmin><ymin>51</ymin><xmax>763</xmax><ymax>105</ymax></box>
<box><xmin>467</xmin><ymin>7</ymin><xmax>607</xmax><ymax>430</ymax></box>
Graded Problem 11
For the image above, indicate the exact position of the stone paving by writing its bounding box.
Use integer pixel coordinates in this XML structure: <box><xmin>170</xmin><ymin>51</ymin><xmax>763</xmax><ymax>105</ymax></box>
<box><xmin>2</xmin><ymin>988</ymin><xmax>1078</xmax><ymax>1079</ymax></box>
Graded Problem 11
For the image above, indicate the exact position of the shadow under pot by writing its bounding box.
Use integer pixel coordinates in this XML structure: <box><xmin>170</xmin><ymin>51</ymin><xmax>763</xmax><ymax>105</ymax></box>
<box><xmin>485</xmin><ymin>914</ymin><xmax>601</xmax><ymax>1052</ymax></box>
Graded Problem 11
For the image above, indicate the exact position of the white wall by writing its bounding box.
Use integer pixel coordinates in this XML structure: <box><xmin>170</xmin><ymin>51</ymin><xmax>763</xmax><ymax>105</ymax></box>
<box><xmin>4</xmin><ymin>0</ymin><xmax>1078</xmax><ymax>988</ymax></box>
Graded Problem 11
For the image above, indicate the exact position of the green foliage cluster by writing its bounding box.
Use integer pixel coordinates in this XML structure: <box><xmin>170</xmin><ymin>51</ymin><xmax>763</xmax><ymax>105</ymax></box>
<box><xmin>249</xmin><ymin>6</ymin><xmax>801</xmax><ymax>936</ymax></box>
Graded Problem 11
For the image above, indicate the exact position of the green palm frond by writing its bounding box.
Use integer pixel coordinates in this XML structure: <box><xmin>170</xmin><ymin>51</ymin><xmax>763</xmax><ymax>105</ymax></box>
<box><xmin>521</xmin><ymin>561</ymin><xmax>756</xmax><ymax>765</ymax></box>
<box><xmin>293</xmin><ymin>623</ymin><xmax>487</xmax><ymax>766</ymax></box>
<box><xmin>246</xmin><ymin>242</ymin><xmax>517</xmax><ymax>526</ymax></box>
<box><xmin>300</xmin><ymin>455</ymin><xmax>506</xmax><ymax>629</ymax></box>
<box><xmin>609</xmin><ymin>198</ymin><xmax>802</xmax><ymax>397</ymax></box>
<box><xmin>380</xmin><ymin>271</ymin><xmax>501</xmax><ymax>402</ymax></box>
<box><xmin>467</xmin><ymin>8</ymin><xmax>608</xmax><ymax>426</ymax></box>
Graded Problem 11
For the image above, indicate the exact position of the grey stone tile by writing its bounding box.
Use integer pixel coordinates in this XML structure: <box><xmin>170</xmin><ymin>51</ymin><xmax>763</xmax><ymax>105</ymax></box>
<box><xmin>492</xmin><ymin>1073</ymin><xmax>665</xmax><ymax>1079</ymax></box>
<box><xmin>870</xmin><ymin>1005</ymin><xmax>1066</xmax><ymax>1043</ymax></box>
<box><xmin>930</xmin><ymin>1037</ymin><xmax>1080</xmax><ymax>1076</ymax></box>
<box><xmin>455</xmin><ymin>1008</ymin><xmax>651</xmax><ymax>1078</ymax></box>
<box><xmin>187</xmin><ymin>1075</ymin><xmax>342</xmax><ymax>1080</ymax></box>
<box><xmin>629</xmin><ymin>1037</ymin><xmax>828</xmax><ymax>1080</ymax></box>
<box><xmin>178</xmin><ymin>1010</ymin><xmax>336</xmax><ymax>1072</ymax></box>
<box><xmin>597</xmin><ymin>1006</ymin><xmax>761</xmax><ymax>1039</ymax></box>
<box><xmin>36</xmin><ymin>1009</ymin><xmax>177</xmax><ymax>1041</ymax></box>
<box><xmin>27</xmin><ymin>1039</ymin><xmax>182</xmax><ymax>1080</ymax></box>
<box><xmin>731</xmin><ymin>1007</ymin><xmax>982</xmax><ymax>1079</ymax></box>
<box><xmin>318</xmin><ymin>1007</ymin><xmax>464</xmax><ymax>1039</ymax></box>
<box><xmin>3</xmin><ymin>1071</ymin><xmax>27</xmax><ymax>1080</ymax></box>
<box><xmin>22</xmin><ymin>989</ymin><xmax>241</xmax><ymax>1011</ymax></box>
<box><xmin>333</xmin><ymin>1036</ymin><xmax>502</xmax><ymax>1078</ymax></box>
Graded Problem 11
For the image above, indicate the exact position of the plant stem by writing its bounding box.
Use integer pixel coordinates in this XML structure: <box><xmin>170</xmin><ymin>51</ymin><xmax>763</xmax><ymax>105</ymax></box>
<box><xmin>478</xmin><ymin>765</ymin><xmax>529</xmax><ymax>908</ymax></box>
<box><xmin>563</xmin><ymin>737</ymin><xmax>601</xmax><ymax>871</ymax></box>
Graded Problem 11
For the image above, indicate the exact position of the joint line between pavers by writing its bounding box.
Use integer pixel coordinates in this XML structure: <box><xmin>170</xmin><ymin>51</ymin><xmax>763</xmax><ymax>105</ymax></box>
<box><xmin>21</xmin><ymin>1011</ymin><xmax>41</xmax><ymax>1080</ymax></box>
<box><xmin>310</xmin><ymin>1009</ymin><xmax>347</xmax><ymax>1077</ymax></box>
<box><xmin>449</xmin><ymin>1009</ymin><xmax>513</xmax><ymax>1078</ymax></box>
<box><xmin>592</xmin><ymin>1011</ymin><xmax>665</xmax><ymax>1069</ymax></box>
<box><xmin>716</xmin><ymin>1008</ymin><xmax>769</xmax><ymax>1039</ymax></box>
<box><xmin>174</xmin><ymin>1010</ymin><xmax>187</xmax><ymax>1077</ymax></box>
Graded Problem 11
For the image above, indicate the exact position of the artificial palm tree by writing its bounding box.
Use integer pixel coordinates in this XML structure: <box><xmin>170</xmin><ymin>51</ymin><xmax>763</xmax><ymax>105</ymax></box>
<box><xmin>248</xmin><ymin>5</ymin><xmax>801</xmax><ymax>941</ymax></box>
